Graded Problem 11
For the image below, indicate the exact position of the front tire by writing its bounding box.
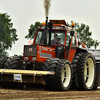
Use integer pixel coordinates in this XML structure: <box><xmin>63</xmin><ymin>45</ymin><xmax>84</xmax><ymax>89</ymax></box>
<box><xmin>42</xmin><ymin>58</ymin><xmax>72</xmax><ymax>91</ymax></box>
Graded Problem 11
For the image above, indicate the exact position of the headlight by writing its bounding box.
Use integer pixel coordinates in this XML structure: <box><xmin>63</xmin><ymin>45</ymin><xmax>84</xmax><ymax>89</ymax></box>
<box><xmin>24</xmin><ymin>57</ymin><xmax>28</xmax><ymax>60</ymax></box>
<box><xmin>32</xmin><ymin>57</ymin><xmax>37</xmax><ymax>60</ymax></box>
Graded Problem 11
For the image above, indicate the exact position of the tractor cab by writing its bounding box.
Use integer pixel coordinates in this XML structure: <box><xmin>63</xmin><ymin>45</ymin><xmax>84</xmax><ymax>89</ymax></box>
<box><xmin>23</xmin><ymin>19</ymin><xmax>79</xmax><ymax>63</ymax></box>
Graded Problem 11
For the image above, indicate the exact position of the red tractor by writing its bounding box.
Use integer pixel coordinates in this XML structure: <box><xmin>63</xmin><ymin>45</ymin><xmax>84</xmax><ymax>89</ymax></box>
<box><xmin>0</xmin><ymin>17</ymin><xmax>100</xmax><ymax>91</ymax></box>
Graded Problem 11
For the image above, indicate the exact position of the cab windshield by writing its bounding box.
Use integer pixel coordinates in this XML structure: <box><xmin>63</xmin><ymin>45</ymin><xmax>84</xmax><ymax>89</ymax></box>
<box><xmin>35</xmin><ymin>30</ymin><xmax>65</xmax><ymax>45</ymax></box>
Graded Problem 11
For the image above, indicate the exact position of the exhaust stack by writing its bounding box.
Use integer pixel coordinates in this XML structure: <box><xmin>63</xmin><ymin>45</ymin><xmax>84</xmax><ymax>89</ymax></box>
<box><xmin>44</xmin><ymin>17</ymin><xmax>48</xmax><ymax>46</ymax></box>
<box><xmin>48</xmin><ymin>22</ymin><xmax>53</xmax><ymax>46</ymax></box>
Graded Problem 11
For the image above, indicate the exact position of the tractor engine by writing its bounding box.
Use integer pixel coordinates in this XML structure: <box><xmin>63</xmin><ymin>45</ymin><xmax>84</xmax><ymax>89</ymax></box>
<box><xmin>22</xmin><ymin>45</ymin><xmax>55</xmax><ymax>70</ymax></box>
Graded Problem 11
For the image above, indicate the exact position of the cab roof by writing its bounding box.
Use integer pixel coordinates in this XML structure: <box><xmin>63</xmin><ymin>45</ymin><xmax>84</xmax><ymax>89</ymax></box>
<box><xmin>49</xmin><ymin>20</ymin><xmax>67</xmax><ymax>26</ymax></box>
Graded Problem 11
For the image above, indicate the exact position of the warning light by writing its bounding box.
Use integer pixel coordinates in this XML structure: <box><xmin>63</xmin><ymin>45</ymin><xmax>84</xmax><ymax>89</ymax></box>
<box><xmin>42</xmin><ymin>22</ymin><xmax>45</xmax><ymax>25</ymax></box>
<box><xmin>71</xmin><ymin>23</ymin><xmax>74</xmax><ymax>27</ymax></box>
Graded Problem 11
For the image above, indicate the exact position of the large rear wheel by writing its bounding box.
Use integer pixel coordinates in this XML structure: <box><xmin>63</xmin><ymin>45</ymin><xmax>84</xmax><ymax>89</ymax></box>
<box><xmin>77</xmin><ymin>53</ymin><xmax>96</xmax><ymax>90</ymax></box>
<box><xmin>42</xmin><ymin>58</ymin><xmax>72</xmax><ymax>91</ymax></box>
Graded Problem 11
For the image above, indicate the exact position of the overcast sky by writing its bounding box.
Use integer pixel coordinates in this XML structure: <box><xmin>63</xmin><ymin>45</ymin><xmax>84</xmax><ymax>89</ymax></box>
<box><xmin>0</xmin><ymin>0</ymin><xmax>100</xmax><ymax>56</ymax></box>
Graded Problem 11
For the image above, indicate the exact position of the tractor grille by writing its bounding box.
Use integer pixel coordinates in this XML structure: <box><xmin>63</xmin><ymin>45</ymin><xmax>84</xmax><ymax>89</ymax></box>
<box><xmin>24</xmin><ymin>45</ymin><xmax>37</xmax><ymax>56</ymax></box>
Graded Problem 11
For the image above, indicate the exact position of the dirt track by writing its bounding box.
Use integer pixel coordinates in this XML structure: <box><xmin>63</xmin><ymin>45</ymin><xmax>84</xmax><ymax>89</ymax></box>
<box><xmin>0</xmin><ymin>85</ymin><xmax>100</xmax><ymax>100</ymax></box>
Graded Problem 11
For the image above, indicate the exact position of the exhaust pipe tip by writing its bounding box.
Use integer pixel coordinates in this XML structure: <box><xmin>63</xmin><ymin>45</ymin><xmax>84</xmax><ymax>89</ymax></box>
<box><xmin>46</xmin><ymin>17</ymin><xmax>48</xmax><ymax>20</ymax></box>
<box><xmin>45</xmin><ymin>17</ymin><xmax>48</xmax><ymax>26</ymax></box>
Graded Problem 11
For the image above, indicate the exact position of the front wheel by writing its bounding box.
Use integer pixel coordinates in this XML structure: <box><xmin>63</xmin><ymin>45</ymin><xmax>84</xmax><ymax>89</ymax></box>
<box><xmin>61</xmin><ymin>60</ymin><xmax>72</xmax><ymax>90</ymax></box>
<box><xmin>42</xmin><ymin>58</ymin><xmax>72</xmax><ymax>91</ymax></box>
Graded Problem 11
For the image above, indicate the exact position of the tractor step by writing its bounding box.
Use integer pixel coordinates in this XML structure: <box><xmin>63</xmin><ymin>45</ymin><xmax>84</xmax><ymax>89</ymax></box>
<box><xmin>0</xmin><ymin>69</ymin><xmax>55</xmax><ymax>85</ymax></box>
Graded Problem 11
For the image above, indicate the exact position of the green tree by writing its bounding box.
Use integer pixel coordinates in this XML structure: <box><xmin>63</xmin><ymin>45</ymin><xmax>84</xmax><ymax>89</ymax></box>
<box><xmin>0</xmin><ymin>13</ymin><xmax>18</xmax><ymax>57</ymax></box>
<box><xmin>67</xmin><ymin>21</ymin><xmax>100</xmax><ymax>48</ymax></box>
<box><xmin>0</xmin><ymin>49</ymin><xmax>9</xmax><ymax>58</ymax></box>
<box><xmin>25</xmin><ymin>22</ymin><xmax>42</xmax><ymax>39</ymax></box>
<box><xmin>94</xmin><ymin>40</ymin><xmax>100</xmax><ymax>49</ymax></box>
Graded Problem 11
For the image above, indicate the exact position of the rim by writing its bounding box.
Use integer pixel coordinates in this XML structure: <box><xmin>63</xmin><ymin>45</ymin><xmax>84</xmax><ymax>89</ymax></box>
<box><xmin>61</xmin><ymin>64</ymin><xmax>71</xmax><ymax>88</ymax></box>
<box><xmin>84</xmin><ymin>58</ymin><xmax>95</xmax><ymax>88</ymax></box>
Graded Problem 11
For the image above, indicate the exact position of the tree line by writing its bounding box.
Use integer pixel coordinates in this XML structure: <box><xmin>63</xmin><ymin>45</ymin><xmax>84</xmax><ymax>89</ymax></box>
<box><xmin>0</xmin><ymin>13</ymin><xmax>99</xmax><ymax>58</ymax></box>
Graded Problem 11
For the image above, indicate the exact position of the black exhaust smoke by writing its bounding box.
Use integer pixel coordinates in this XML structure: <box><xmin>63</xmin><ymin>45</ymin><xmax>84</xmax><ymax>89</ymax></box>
<box><xmin>43</xmin><ymin>0</ymin><xmax>51</xmax><ymax>18</ymax></box>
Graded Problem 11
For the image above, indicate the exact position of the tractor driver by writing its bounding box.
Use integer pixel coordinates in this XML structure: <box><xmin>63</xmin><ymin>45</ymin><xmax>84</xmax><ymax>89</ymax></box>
<box><xmin>51</xmin><ymin>33</ymin><xmax>61</xmax><ymax>58</ymax></box>
<box><xmin>51</xmin><ymin>33</ymin><xmax>61</xmax><ymax>44</ymax></box>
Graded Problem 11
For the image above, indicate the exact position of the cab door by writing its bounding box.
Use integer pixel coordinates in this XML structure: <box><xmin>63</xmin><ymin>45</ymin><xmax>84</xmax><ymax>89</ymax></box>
<box><xmin>64</xmin><ymin>30</ymin><xmax>77</xmax><ymax>62</ymax></box>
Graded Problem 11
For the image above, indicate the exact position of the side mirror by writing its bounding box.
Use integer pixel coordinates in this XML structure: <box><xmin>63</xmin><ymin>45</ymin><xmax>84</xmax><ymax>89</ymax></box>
<box><xmin>78</xmin><ymin>41</ymin><xmax>81</xmax><ymax>46</ymax></box>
